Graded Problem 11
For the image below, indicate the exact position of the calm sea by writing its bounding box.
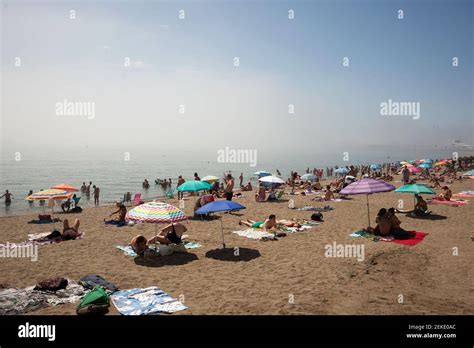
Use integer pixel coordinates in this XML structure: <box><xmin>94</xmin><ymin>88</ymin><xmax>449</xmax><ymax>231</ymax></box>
<box><xmin>0</xmin><ymin>147</ymin><xmax>467</xmax><ymax>217</ymax></box>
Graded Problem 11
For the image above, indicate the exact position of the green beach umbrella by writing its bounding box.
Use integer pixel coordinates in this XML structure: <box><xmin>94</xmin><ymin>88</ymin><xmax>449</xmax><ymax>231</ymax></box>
<box><xmin>177</xmin><ymin>180</ymin><xmax>212</xmax><ymax>192</ymax></box>
<box><xmin>395</xmin><ymin>184</ymin><xmax>436</xmax><ymax>209</ymax></box>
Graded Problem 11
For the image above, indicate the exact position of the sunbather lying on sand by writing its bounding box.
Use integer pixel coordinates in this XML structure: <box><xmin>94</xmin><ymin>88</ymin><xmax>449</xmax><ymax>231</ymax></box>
<box><xmin>46</xmin><ymin>219</ymin><xmax>81</xmax><ymax>241</ymax></box>
<box><xmin>239</xmin><ymin>214</ymin><xmax>277</xmax><ymax>230</ymax></box>
<box><xmin>277</xmin><ymin>219</ymin><xmax>302</xmax><ymax>228</ymax></box>
<box><xmin>147</xmin><ymin>222</ymin><xmax>188</xmax><ymax>245</ymax></box>
<box><xmin>312</xmin><ymin>186</ymin><xmax>335</xmax><ymax>201</ymax></box>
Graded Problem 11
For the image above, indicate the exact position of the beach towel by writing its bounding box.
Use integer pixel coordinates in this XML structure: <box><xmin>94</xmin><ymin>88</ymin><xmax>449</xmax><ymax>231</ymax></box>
<box><xmin>111</xmin><ymin>287</ymin><xmax>187</xmax><ymax>315</ymax></box>
<box><xmin>379</xmin><ymin>231</ymin><xmax>428</xmax><ymax>246</ymax></box>
<box><xmin>297</xmin><ymin>205</ymin><xmax>334</xmax><ymax>212</ymax></box>
<box><xmin>115</xmin><ymin>241</ymin><xmax>202</xmax><ymax>257</ymax></box>
<box><xmin>79</xmin><ymin>274</ymin><xmax>117</xmax><ymax>293</ymax></box>
<box><xmin>0</xmin><ymin>232</ymin><xmax>85</xmax><ymax>249</ymax></box>
<box><xmin>104</xmin><ymin>220</ymin><xmax>127</xmax><ymax>227</ymax></box>
<box><xmin>27</xmin><ymin>218</ymin><xmax>60</xmax><ymax>224</ymax></box>
<box><xmin>453</xmin><ymin>191</ymin><xmax>474</xmax><ymax>198</ymax></box>
<box><xmin>428</xmin><ymin>199</ymin><xmax>469</xmax><ymax>206</ymax></box>
<box><xmin>350</xmin><ymin>230</ymin><xmax>372</xmax><ymax>238</ymax></box>
<box><xmin>0</xmin><ymin>280</ymin><xmax>87</xmax><ymax>315</ymax></box>
<box><xmin>232</xmin><ymin>229</ymin><xmax>275</xmax><ymax>240</ymax></box>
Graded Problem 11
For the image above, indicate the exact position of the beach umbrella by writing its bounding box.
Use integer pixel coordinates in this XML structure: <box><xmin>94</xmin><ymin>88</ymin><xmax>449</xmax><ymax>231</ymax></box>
<box><xmin>177</xmin><ymin>180</ymin><xmax>211</xmax><ymax>192</ymax></box>
<box><xmin>50</xmin><ymin>183</ymin><xmax>79</xmax><ymax>192</ymax></box>
<box><xmin>300</xmin><ymin>173</ymin><xmax>317</xmax><ymax>181</ymax></box>
<box><xmin>126</xmin><ymin>201</ymin><xmax>187</xmax><ymax>250</ymax></box>
<box><xmin>408</xmin><ymin>166</ymin><xmax>422</xmax><ymax>174</ymax></box>
<box><xmin>462</xmin><ymin>169</ymin><xmax>474</xmax><ymax>176</ymax></box>
<box><xmin>418</xmin><ymin>163</ymin><xmax>432</xmax><ymax>169</ymax></box>
<box><xmin>26</xmin><ymin>189</ymin><xmax>73</xmax><ymax>227</ymax></box>
<box><xmin>201</xmin><ymin>175</ymin><xmax>220</xmax><ymax>183</ymax></box>
<box><xmin>334</xmin><ymin>168</ymin><xmax>349</xmax><ymax>175</ymax></box>
<box><xmin>421</xmin><ymin>159</ymin><xmax>433</xmax><ymax>163</ymax></box>
<box><xmin>253</xmin><ymin>171</ymin><xmax>271</xmax><ymax>178</ymax></box>
<box><xmin>370</xmin><ymin>164</ymin><xmax>382</xmax><ymax>170</ymax></box>
<box><xmin>395</xmin><ymin>184</ymin><xmax>436</xmax><ymax>209</ymax></box>
<box><xmin>340</xmin><ymin>179</ymin><xmax>396</xmax><ymax>227</ymax></box>
<box><xmin>258</xmin><ymin>175</ymin><xmax>285</xmax><ymax>185</ymax></box>
<box><xmin>195</xmin><ymin>200</ymin><xmax>246</xmax><ymax>248</ymax></box>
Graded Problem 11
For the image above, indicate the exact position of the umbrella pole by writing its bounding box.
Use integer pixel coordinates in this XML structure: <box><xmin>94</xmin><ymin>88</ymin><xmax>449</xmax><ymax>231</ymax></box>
<box><xmin>366</xmin><ymin>194</ymin><xmax>371</xmax><ymax>228</ymax></box>
<box><xmin>220</xmin><ymin>214</ymin><xmax>226</xmax><ymax>249</ymax></box>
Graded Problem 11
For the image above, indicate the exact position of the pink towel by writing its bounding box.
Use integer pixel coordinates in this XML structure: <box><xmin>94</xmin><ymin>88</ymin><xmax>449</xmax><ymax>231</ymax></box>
<box><xmin>428</xmin><ymin>199</ymin><xmax>468</xmax><ymax>206</ymax></box>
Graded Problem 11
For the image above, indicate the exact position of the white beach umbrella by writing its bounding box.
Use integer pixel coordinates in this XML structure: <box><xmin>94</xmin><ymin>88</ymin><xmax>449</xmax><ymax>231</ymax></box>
<box><xmin>258</xmin><ymin>176</ymin><xmax>285</xmax><ymax>184</ymax></box>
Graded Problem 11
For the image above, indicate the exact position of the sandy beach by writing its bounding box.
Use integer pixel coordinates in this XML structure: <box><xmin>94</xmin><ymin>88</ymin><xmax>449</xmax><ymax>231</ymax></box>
<box><xmin>0</xmin><ymin>175</ymin><xmax>472</xmax><ymax>315</ymax></box>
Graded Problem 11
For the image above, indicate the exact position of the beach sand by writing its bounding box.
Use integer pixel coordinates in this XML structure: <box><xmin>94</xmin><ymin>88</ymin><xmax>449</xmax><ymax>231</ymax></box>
<box><xmin>1</xmin><ymin>175</ymin><xmax>473</xmax><ymax>315</ymax></box>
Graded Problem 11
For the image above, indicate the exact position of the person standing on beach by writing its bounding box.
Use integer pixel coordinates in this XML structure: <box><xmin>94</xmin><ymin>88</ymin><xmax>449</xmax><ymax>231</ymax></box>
<box><xmin>93</xmin><ymin>185</ymin><xmax>100</xmax><ymax>206</ymax></box>
<box><xmin>402</xmin><ymin>166</ymin><xmax>410</xmax><ymax>185</ymax></box>
<box><xmin>239</xmin><ymin>173</ymin><xmax>243</xmax><ymax>187</ymax></box>
<box><xmin>81</xmin><ymin>182</ymin><xmax>87</xmax><ymax>193</ymax></box>
<box><xmin>86</xmin><ymin>182</ymin><xmax>92</xmax><ymax>199</ymax></box>
<box><xmin>224</xmin><ymin>174</ymin><xmax>234</xmax><ymax>201</ymax></box>
<box><xmin>1</xmin><ymin>190</ymin><xmax>13</xmax><ymax>205</ymax></box>
<box><xmin>177</xmin><ymin>175</ymin><xmax>185</xmax><ymax>200</ymax></box>
<box><xmin>194</xmin><ymin>173</ymin><xmax>200</xmax><ymax>181</ymax></box>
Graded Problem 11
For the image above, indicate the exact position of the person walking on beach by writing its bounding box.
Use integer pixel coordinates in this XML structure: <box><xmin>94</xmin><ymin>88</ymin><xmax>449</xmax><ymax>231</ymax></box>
<box><xmin>239</xmin><ymin>173</ymin><xmax>243</xmax><ymax>187</ymax></box>
<box><xmin>1</xmin><ymin>190</ymin><xmax>13</xmax><ymax>205</ymax></box>
<box><xmin>93</xmin><ymin>185</ymin><xmax>100</xmax><ymax>206</ymax></box>
<box><xmin>402</xmin><ymin>166</ymin><xmax>410</xmax><ymax>185</ymax></box>
<box><xmin>224</xmin><ymin>174</ymin><xmax>234</xmax><ymax>201</ymax></box>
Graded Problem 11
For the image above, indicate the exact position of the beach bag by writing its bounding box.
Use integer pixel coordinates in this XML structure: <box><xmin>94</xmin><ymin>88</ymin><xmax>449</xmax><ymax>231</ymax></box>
<box><xmin>79</xmin><ymin>274</ymin><xmax>117</xmax><ymax>293</ymax></box>
<box><xmin>34</xmin><ymin>277</ymin><xmax>68</xmax><ymax>291</ymax></box>
<box><xmin>311</xmin><ymin>212</ymin><xmax>323</xmax><ymax>222</ymax></box>
<box><xmin>38</xmin><ymin>214</ymin><xmax>51</xmax><ymax>221</ymax></box>
<box><xmin>76</xmin><ymin>286</ymin><xmax>109</xmax><ymax>315</ymax></box>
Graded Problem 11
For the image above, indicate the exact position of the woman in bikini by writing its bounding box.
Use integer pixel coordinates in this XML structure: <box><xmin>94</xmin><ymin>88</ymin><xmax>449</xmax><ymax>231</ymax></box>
<box><xmin>147</xmin><ymin>222</ymin><xmax>188</xmax><ymax>245</ymax></box>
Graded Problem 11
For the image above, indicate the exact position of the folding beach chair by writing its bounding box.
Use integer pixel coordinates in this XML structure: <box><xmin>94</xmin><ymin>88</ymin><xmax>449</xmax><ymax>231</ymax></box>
<box><xmin>132</xmin><ymin>193</ymin><xmax>143</xmax><ymax>206</ymax></box>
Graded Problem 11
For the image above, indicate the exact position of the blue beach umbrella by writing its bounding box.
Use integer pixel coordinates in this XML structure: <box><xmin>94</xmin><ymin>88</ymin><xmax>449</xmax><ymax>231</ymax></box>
<box><xmin>419</xmin><ymin>163</ymin><xmax>432</xmax><ymax>169</ymax></box>
<box><xmin>253</xmin><ymin>170</ymin><xmax>271</xmax><ymax>177</ymax></box>
<box><xmin>334</xmin><ymin>168</ymin><xmax>349</xmax><ymax>176</ymax></box>
<box><xmin>301</xmin><ymin>173</ymin><xmax>317</xmax><ymax>181</ymax></box>
<box><xmin>196</xmin><ymin>200</ymin><xmax>246</xmax><ymax>248</ymax></box>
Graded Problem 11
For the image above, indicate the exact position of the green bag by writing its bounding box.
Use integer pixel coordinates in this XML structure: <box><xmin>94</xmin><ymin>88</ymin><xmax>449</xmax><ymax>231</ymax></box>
<box><xmin>76</xmin><ymin>286</ymin><xmax>110</xmax><ymax>315</ymax></box>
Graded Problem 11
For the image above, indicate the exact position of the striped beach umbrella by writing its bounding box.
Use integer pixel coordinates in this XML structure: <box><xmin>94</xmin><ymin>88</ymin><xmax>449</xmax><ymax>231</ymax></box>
<box><xmin>51</xmin><ymin>183</ymin><xmax>79</xmax><ymax>192</ymax></box>
<box><xmin>126</xmin><ymin>201</ymin><xmax>187</xmax><ymax>224</ymax></box>
<box><xmin>26</xmin><ymin>189</ymin><xmax>73</xmax><ymax>227</ymax></box>
<box><xmin>126</xmin><ymin>201</ymin><xmax>187</xmax><ymax>249</ymax></box>
<box><xmin>26</xmin><ymin>189</ymin><xmax>73</xmax><ymax>201</ymax></box>
<box><xmin>340</xmin><ymin>178</ymin><xmax>396</xmax><ymax>227</ymax></box>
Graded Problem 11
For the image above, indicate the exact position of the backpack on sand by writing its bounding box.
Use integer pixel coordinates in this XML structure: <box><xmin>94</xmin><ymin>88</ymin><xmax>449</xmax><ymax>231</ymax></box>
<box><xmin>76</xmin><ymin>286</ymin><xmax>110</xmax><ymax>315</ymax></box>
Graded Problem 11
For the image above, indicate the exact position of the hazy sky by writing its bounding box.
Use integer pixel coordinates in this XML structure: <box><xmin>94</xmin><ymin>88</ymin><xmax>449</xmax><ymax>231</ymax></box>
<box><xmin>1</xmin><ymin>0</ymin><xmax>473</xmax><ymax>162</ymax></box>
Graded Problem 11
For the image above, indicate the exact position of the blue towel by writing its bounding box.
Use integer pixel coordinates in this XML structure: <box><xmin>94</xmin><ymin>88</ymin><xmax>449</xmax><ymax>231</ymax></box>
<box><xmin>111</xmin><ymin>287</ymin><xmax>187</xmax><ymax>315</ymax></box>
